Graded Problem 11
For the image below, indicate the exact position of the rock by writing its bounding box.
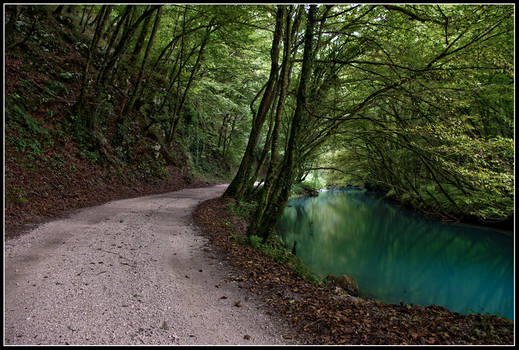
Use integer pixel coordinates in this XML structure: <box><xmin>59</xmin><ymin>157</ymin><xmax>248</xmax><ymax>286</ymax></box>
<box><xmin>326</xmin><ymin>274</ymin><xmax>360</xmax><ymax>297</ymax></box>
<box><xmin>343</xmin><ymin>293</ymin><xmax>363</xmax><ymax>304</ymax></box>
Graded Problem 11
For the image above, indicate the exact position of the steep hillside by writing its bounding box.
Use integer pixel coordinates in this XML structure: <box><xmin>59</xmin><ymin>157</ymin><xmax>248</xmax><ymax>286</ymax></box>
<box><xmin>4</xmin><ymin>7</ymin><xmax>228</xmax><ymax>237</ymax></box>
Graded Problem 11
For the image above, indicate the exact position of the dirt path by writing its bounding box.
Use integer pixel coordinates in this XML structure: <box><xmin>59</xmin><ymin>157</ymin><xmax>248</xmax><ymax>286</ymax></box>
<box><xmin>4</xmin><ymin>185</ymin><xmax>297</xmax><ymax>345</ymax></box>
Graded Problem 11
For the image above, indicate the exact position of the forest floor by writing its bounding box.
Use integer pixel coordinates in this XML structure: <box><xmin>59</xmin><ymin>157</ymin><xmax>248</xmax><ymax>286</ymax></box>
<box><xmin>4</xmin><ymin>185</ymin><xmax>301</xmax><ymax>345</ymax></box>
<box><xmin>194</xmin><ymin>196</ymin><xmax>515</xmax><ymax>345</ymax></box>
<box><xmin>4</xmin><ymin>162</ymin><xmax>212</xmax><ymax>240</ymax></box>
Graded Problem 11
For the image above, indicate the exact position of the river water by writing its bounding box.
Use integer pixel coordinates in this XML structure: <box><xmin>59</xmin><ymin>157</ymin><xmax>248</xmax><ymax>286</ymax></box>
<box><xmin>278</xmin><ymin>188</ymin><xmax>514</xmax><ymax>320</ymax></box>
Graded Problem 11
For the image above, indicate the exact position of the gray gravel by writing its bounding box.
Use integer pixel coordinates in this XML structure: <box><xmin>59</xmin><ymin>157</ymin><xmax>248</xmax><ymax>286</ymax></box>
<box><xmin>4</xmin><ymin>185</ymin><xmax>298</xmax><ymax>345</ymax></box>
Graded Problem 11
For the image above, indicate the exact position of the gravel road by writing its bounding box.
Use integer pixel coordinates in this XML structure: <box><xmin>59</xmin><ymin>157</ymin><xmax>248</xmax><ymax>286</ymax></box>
<box><xmin>4</xmin><ymin>185</ymin><xmax>297</xmax><ymax>345</ymax></box>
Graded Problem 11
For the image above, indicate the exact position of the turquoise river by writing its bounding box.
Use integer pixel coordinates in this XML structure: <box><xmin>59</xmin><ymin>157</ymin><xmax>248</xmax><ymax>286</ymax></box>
<box><xmin>278</xmin><ymin>188</ymin><xmax>514</xmax><ymax>320</ymax></box>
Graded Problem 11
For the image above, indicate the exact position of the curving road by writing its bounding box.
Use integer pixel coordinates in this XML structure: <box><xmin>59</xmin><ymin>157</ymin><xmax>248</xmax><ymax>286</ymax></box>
<box><xmin>4</xmin><ymin>185</ymin><xmax>296</xmax><ymax>345</ymax></box>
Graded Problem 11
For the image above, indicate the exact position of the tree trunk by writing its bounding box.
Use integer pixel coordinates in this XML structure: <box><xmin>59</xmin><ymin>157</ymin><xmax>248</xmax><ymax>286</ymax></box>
<box><xmin>104</xmin><ymin>5</ymin><xmax>132</xmax><ymax>64</ymax></box>
<box><xmin>5</xmin><ymin>5</ymin><xmax>21</xmax><ymax>46</ymax></box>
<box><xmin>223</xmin><ymin>6</ymin><xmax>285</xmax><ymax>200</ymax></box>
<box><xmin>155</xmin><ymin>14</ymin><xmax>193</xmax><ymax>117</ymax></box>
<box><xmin>126</xmin><ymin>6</ymin><xmax>162</xmax><ymax>114</ymax></box>
<box><xmin>79</xmin><ymin>6</ymin><xmax>87</xmax><ymax>25</ymax></box>
<box><xmin>223</xmin><ymin>114</ymin><xmax>242</xmax><ymax>160</ymax></box>
<box><xmin>131</xmin><ymin>6</ymin><xmax>153</xmax><ymax>62</ymax></box>
<box><xmin>75</xmin><ymin>5</ymin><xmax>109</xmax><ymax>113</ymax></box>
<box><xmin>88</xmin><ymin>6</ymin><xmax>104</xmax><ymax>26</ymax></box>
<box><xmin>218</xmin><ymin>113</ymin><xmax>230</xmax><ymax>150</ymax></box>
<box><xmin>53</xmin><ymin>5</ymin><xmax>64</xmax><ymax>16</ymax></box>
<box><xmin>82</xmin><ymin>6</ymin><xmax>94</xmax><ymax>33</ymax></box>
<box><xmin>167</xmin><ymin>21</ymin><xmax>214</xmax><ymax>145</ymax></box>
<box><xmin>96</xmin><ymin>6</ymin><xmax>158</xmax><ymax>88</ymax></box>
<box><xmin>244</xmin><ymin>106</ymin><xmax>277</xmax><ymax>197</ymax></box>
<box><xmin>260</xmin><ymin>5</ymin><xmax>297</xmax><ymax>203</ymax></box>
<box><xmin>251</xmin><ymin>5</ymin><xmax>316</xmax><ymax>241</ymax></box>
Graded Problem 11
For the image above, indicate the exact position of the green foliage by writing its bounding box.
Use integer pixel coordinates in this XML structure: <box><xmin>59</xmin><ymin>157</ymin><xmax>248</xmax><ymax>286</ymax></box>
<box><xmin>325</xmin><ymin>115</ymin><xmax>514</xmax><ymax>222</ymax></box>
<box><xmin>59</xmin><ymin>71</ymin><xmax>75</xmax><ymax>81</ymax></box>
<box><xmin>311</xmin><ymin>4</ymin><xmax>514</xmax><ymax>224</ymax></box>
<box><xmin>290</xmin><ymin>181</ymin><xmax>319</xmax><ymax>198</ymax></box>
<box><xmin>8</xmin><ymin>186</ymin><xmax>29</xmax><ymax>205</ymax></box>
<box><xmin>8</xmin><ymin>104</ymin><xmax>50</xmax><ymax>138</ymax></box>
<box><xmin>225</xmin><ymin>200</ymin><xmax>257</xmax><ymax>219</ymax></box>
<box><xmin>78</xmin><ymin>149</ymin><xmax>100</xmax><ymax>164</ymax></box>
<box><xmin>51</xmin><ymin>153</ymin><xmax>65</xmax><ymax>169</ymax></box>
<box><xmin>132</xmin><ymin>157</ymin><xmax>169</xmax><ymax>182</ymax></box>
<box><xmin>5</xmin><ymin>101</ymin><xmax>54</xmax><ymax>163</ymax></box>
<box><xmin>43</xmin><ymin>79</ymin><xmax>69</xmax><ymax>96</ymax></box>
<box><xmin>247</xmin><ymin>233</ymin><xmax>321</xmax><ymax>284</ymax></box>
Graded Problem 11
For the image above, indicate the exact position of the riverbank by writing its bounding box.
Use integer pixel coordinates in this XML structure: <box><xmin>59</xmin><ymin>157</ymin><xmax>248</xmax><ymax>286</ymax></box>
<box><xmin>360</xmin><ymin>183</ymin><xmax>514</xmax><ymax>232</ymax></box>
<box><xmin>323</xmin><ymin>185</ymin><xmax>514</xmax><ymax>233</ymax></box>
<box><xmin>194</xmin><ymin>196</ymin><xmax>514</xmax><ymax>345</ymax></box>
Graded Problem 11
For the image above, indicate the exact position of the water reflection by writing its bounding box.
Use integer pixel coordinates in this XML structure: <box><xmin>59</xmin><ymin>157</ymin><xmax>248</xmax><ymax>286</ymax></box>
<box><xmin>279</xmin><ymin>189</ymin><xmax>514</xmax><ymax>320</ymax></box>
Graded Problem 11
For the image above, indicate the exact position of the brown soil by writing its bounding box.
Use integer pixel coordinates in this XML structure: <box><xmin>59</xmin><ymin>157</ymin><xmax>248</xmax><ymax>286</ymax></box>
<box><xmin>4</xmin><ymin>162</ymin><xmax>214</xmax><ymax>240</ymax></box>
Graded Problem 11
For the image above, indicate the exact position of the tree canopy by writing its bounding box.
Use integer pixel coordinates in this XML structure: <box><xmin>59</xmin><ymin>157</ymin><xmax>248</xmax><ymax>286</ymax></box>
<box><xmin>5</xmin><ymin>4</ymin><xmax>514</xmax><ymax>238</ymax></box>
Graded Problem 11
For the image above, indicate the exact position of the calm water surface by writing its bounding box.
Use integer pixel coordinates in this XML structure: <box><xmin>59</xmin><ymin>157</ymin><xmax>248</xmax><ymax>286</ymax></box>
<box><xmin>278</xmin><ymin>189</ymin><xmax>514</xmax><ymax>320</ymax></box>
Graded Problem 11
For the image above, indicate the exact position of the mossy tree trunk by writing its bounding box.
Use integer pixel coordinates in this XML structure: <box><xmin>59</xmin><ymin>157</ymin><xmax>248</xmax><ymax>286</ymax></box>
<box><xmin>249</xmin><ymin>5</ymin><xmax>316</xmax><ymax>241</ymax></box>
<box><xmin>130</xmin><ymin>6</ymin><xmax>153</xmax><ymax>62</ymax></box>
<box><xmin>255</xmin><ymin>5</ymin><xmax>301</xmax><ymax>204</ymax></box>
<box><xmin>75</xmin><ymin>5</ymin><xmax>111</xmax><ymax>117</ymax></box>
<box><xmin>126</xmin><ymin>6</ymin><xmax>162</xmax><ymax>114</ymax></box>
<box><xmin>104</xmin><ymin>5</ymin><xmax>132</xmax><ymax>67</ymax></box>
<box><xmin>166</xmin><ymin>20</ymin><xmax>214</xmax><ymax>146</ymax></box>
<box><xmin>223</xmin><ymin>6</ymin><xmax>285</xmax><ymax>201</ymax></box>
<box><xmin>5</xmin><ymin>5</ymin><xmax>21</xmax><ymax>44</ymax></box>
<box><xmin>96</xmin><ymin>6</ymin><xmax>158</xmax><ymax>88</ymax></box>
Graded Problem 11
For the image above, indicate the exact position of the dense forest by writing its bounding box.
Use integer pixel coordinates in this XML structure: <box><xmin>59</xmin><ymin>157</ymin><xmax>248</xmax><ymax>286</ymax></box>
<box><xmin>4</xmin><ymin>4</ymin><xmax>514</xmax><ymax>345</ymax></box>
<box><xmin>5</xmin><ymin>4</ymin><xmax>514</xmax><ymax>236</ymax></box>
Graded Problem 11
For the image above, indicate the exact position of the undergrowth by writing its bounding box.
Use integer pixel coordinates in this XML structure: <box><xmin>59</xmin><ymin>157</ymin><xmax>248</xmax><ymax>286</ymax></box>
<box><xmin>248</xmin><ymin>233</ymin><xmax>321</xmax><ymax>284</ymax></box>
<box><xmin>225</xmin><ymin>199</ymin><xmax>321</xmax><ymax>284</ymax></box>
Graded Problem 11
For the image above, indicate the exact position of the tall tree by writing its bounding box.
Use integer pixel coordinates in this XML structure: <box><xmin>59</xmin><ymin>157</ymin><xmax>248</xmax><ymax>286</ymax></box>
<box><xmin>249</xmin><ymin>4</ymin><xmax>317</xmax><ymax>240</ymax></box>
<box><xmin>96</xmin><ymin>5</ymin><xmax>159</xmax><ymax>88</ymax></box>
<box><xmin>223</xmin><ymin>5</ymin><xmax>285</xmax><ymax>200</ymax></box>
<box><xmin>126</xmin><ymin>6</ymin><xmax>163</xmax><ymax>114</ymax></box>
<box><xmin>75</xmin><ymin>5</ymin><xmax>111</xmax><ymax>116</ymax></box>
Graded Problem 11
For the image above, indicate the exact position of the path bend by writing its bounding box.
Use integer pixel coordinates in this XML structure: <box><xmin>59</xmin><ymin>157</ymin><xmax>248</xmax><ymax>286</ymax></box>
<box><xmin>4</xmin><ymin>185</ymin><xmax>295</xmax><ymax>345</ymax></box>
